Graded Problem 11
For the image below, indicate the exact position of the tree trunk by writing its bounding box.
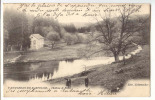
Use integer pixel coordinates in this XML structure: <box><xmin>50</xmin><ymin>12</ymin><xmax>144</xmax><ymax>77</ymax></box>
<box><xmin>6</xmin><ymin>46</ymin><xmax>9</xmax><ymax>52</ymax></box>
<box><xmin>10</xmin><ymin>45</ymin><xmax>13</xmax><ymax>51</ymax></box>
<box><xmin>20</xmin><ymin>45</ymin><xmax>23</xmax><ymax>51</ymax></box>
<box><xmin>123</xmin><ymin>55</ymin><xmax>125</xmax><ymax>65</ymax></box>
<box><xmin>122</xmin><ymin>50</ymin><xmax>126</xmax><ymax>65</ymax></box>
<box><xmin>114</xmin><ymin>53</ymin><xmax>119</xmax><ymax>62</ymax></box>
<box><xmin>51</xmin><ymin>42</ymin><xmax>55</xmax><ymax>49</ymax></box>
<box><xmin>51</xmin><ymin>44</ymin><xmax>54</xmax><ymax>49</ymax></box>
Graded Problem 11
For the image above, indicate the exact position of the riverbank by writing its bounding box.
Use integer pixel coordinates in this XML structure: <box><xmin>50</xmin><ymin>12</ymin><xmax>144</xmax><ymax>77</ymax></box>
<box><xmin>47</xmin><ymin>45</ymin><xmax>150</xmax><ymax>92</ymax></box>
<box><xmin>4</xmin><ymin>44</ymin><xmax>85</xmax><ymax>64</ymax></box>
<box><xmin>4</xmin><ymin>43</ymin><xmax>137</xmax><ymax>64</ymax></box>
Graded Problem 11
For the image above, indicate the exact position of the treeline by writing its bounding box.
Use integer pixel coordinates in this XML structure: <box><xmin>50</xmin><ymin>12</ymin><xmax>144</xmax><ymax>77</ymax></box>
<box><xmin>63</xmin><ymin>24</ymin><xmax>91</xmax><ymax>33</ymax></box>
<box><xmin>94</xmin><ymin>14</ymin><xmax>150</xmax><ymax>45</ymax></box>
<box><xmin>3</xmin><ymin>8</ymin><xmax>150</xmax><ymax>52</ymax></box>
<box><xmin>4</xmin><ymin>9</ymin><xmax>30</xmax><ymax>51</ymax></box>
<box><xmin>3</xmin><ymin>9</ymin><xmax>89</xmax><ymax>51</ymax></box>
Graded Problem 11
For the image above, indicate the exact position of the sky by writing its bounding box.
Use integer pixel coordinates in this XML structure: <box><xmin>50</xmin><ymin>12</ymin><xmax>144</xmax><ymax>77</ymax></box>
<box><xmin>3</xmin><ymin>3</ymin><xmax>150</xmax><ymax>25</ymax></box>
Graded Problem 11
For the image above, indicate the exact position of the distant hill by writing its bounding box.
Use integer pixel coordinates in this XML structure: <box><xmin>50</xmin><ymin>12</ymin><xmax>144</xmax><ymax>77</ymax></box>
<box><xmin>61</xmin><ymin>14</ymin><xmax>150</xmax><ymax>29</ymax></box>
<box><xmin>61</xmin><ymin>22</ymin><xmax>94</xmax><ymax>28</ymax></box>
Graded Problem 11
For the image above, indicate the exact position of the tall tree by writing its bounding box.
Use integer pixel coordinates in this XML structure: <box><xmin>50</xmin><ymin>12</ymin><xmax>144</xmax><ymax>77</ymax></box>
<box><xmin>85</xmin><ymin>4</ymin><xmax>148</xmax><ymax>61</ymax></box>
<box><xmin>4</xmin><ymin>9</ymin><xmax>30</xmax><ymax>51</ymax></box>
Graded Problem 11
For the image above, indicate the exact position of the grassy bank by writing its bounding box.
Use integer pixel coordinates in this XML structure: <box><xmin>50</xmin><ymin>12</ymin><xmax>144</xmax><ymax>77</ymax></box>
<box><xmin>4</xmin><ymin>44</ymin><xmax>86</xmax><ymax>63</ymax></box>
<box><xmin>4</xmin><ymin>52</ymin><xmax>21</xmax><ymax>63</ymax></box>
<box><xmin>47</xmin><ymin>45</ymin><xmax>150</xmax><ymax>92</ymax></box>
<box><xmin>4</xmin><ymin>43</ymin><xmax>137</xmax><ymax>64</ymax></box>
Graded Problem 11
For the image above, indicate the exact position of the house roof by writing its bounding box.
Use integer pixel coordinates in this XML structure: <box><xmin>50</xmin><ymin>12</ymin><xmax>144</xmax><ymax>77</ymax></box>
<box><xmin>30</xmin><ymin>34</ymin><xmax>44</xmax><ymax>39</ymax></box>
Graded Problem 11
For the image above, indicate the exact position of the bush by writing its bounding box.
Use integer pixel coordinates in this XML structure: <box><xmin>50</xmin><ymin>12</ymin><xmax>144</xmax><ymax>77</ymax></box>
<box><xmin>46</xmin><ymin>31</ymin><xmax>60</xmax><ymax>48</ymax></box>
<box><xmin>64</xmin><ymin>33</ymin><xmax>74</xmax><ymax>45</ymax></box>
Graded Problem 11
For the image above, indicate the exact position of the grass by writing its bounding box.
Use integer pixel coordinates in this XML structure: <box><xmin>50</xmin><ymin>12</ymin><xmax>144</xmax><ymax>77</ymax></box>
<box><xmin>4</xmin><ymin>52</ymin><xmax>21</xmax><ymax>63</ymax></box>
<box><xmin>47</xmin><ymin>45</ymin><xmax>150</xmax><ymax>92</ymax></box>
<box><xmin>22</xmin><ymin>43</ymin><xmax>86</xmax><ymax>61</ymax></box>
<box><xmin>4</xmin><ymin>43</ymin><xmax>86</xmax><ymax>63</ymax></box>
<box><xmin>4</xmin><ymin>42</ymin><xmax>138</xmax><ymax>64</ymax></box>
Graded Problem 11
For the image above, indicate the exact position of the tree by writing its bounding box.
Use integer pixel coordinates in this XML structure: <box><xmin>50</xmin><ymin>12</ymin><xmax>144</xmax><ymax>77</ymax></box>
<box><xmin>4</xmin><ymin>8</ymin><xmax>64</xmax><ymax>51</ymax></box>
<box><xmin>46</xmin><ymin>31</ymin><xmax>60</xmax><ymax>49</ymax></box>
<box><xmin>121</xmin><ymin>41</ymin><xmax>133</xmax><ymax>65</ymax></box>
<box><xmin>4</xmin><ymin>8</ymin><xmax>30</xmax><ymax>51</ymax></box>
<box><xmin>139</xmin><ymin>15</ymin><xmax>150</xmax><ymax>44</ymax></box>
<box><xmin>4</xmin><ymin>29</ymin><xmax>9</xmax><ymax>51</ymax></box>
<box><xmin>76</xmin><ymin>33</ymin><xmax>88</xmax><ymax>43</ymax></box>
<box><xmin>64</xmin><ymin>33</ymin><xmax>74</xmax><ymax>45</ymax></box>
<box><xmin>85</xmin><ymin>4</ymin><xmax>148</xmax><ymax>62</ymax></box>
<box><xmin>63</xmin><ymin>24</ymin><xmax>77</xmax><ymax>33</ymax></box>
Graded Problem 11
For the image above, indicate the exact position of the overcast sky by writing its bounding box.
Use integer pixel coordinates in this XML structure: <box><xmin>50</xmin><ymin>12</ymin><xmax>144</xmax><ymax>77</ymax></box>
<box><xmin>4</xmin><ymin>3</ymin><xmax>150</xmax><ymax>24</ymax></box>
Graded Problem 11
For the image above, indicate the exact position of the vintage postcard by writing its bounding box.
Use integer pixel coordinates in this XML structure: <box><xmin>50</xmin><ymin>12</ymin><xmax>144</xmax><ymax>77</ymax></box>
<box><xmin>3</xmin><ymin>3</ymin><xmax>150</xmax><ymax>97</ymax></box>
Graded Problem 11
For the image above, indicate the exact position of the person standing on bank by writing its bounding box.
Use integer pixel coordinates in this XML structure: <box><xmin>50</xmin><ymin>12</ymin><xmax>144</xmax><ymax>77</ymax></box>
<box><xmin>85</xmin><ymin>77</ymin><xmax>89</xmax><ymax>87</ymax></box>
<box><xmin>65</xmin><ymin>78</ymin><xmax>69</xmax><ymax>88</ymax></box>
<box><xmin>69</xmin><ymin>79</ymin><xmax>71</xmax><ymax>88</ymax></box>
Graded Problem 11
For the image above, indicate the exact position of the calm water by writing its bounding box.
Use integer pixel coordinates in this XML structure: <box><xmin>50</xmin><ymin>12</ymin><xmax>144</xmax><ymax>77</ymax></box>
<box><xmin>4</xmin><ymin>45</ymin><xmax>142</xmax><ymax>83</ymax></box>
<box><xmin>4</xmin><ymin>57</ymin><xmax>114</xmax><ymax>83</ymax></box>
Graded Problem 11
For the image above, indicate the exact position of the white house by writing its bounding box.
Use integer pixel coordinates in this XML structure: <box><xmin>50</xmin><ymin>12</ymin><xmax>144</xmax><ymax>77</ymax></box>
<box><xmin>29</xmin><ymin>34</ymin><xmax>44</xmax><ymax>50</ymax></box>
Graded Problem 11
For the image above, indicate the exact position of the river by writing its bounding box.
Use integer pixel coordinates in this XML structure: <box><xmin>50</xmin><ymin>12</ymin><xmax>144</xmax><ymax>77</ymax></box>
<box><xmin>4</xmin><ymin>45</ymin><xmax>142</xmax><ymax>84</ymax></box>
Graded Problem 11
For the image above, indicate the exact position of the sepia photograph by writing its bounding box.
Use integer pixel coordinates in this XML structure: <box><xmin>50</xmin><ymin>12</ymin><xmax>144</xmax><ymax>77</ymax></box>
<box><xmin>3</xmin><ymin>3</ymin><xmax>150</xmax><ymax>97</ymax></box>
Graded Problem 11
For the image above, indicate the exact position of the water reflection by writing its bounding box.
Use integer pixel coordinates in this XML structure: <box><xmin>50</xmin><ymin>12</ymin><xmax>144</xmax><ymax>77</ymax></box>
<box><xmin>65</xmin><ymin>59</ymin><xmax>74</xmax><ymax>63</ymax></box>
<box><xmin>4</xmin><ymin>44</ymin><xmax>142</xmax><ymax>83</ymax></box>
<box><xmin>4</xmin><ymin>61</ymin><xmax>59</xmax><ymax>83</ymax></box>
<box><xmin>30</xmin><ymin>73</ymin><xmax>53</xmax><ymax>82</ymax></box>
<box><xmin>4</xmin><ymin>57</ymin><xmax>114</xmax><ymax>83</ymax></box>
